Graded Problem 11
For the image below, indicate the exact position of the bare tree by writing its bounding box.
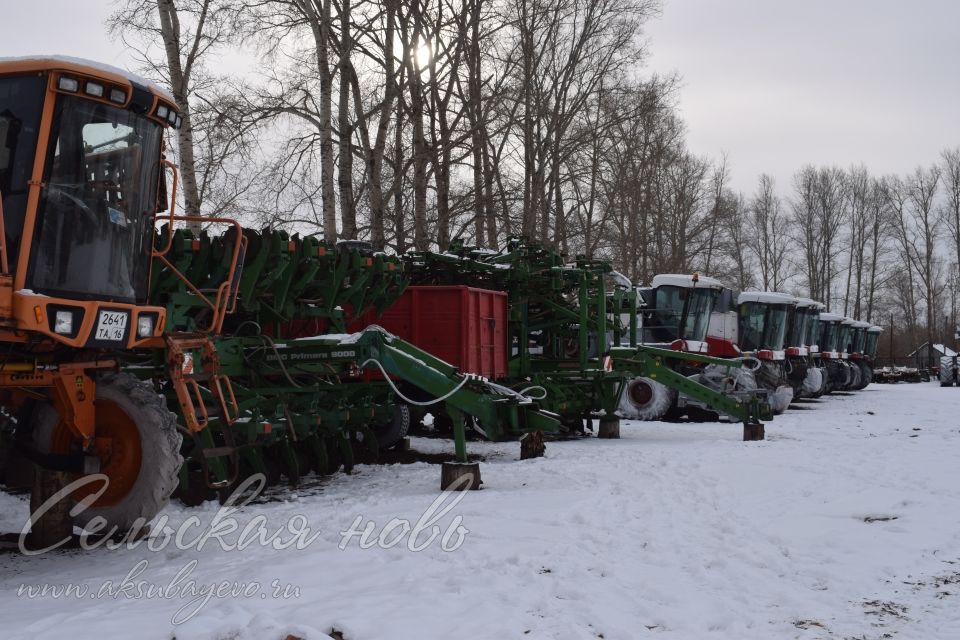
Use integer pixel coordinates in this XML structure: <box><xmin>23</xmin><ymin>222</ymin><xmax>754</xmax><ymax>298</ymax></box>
<box><xmin>110</xmin><ymin>0</ymin><xmax>251</xmax><ymax>229</ymax></box>
<box><xmin>903</xmin><ymin>165</ymin><xmax>943</xmax><ymax>347</ymax></box>
<box><xmin>791</xmin><ymin>166</ymin><xmax>847</xmax><ymax>305</ymax></box>
<box><xmin>725</xmin><ymin>192</ymin><xmax>754</xmax><ymax>291</ymax></box>
<box><xmin>863</xmin><ymin>178</ymin><xmax>892</xmax><ymax>322</ymax></box>
<box><xmin>748</xmin><ymin>174</ymin><xmax>789</xmax><ymax>290</ymax></box>
<box><xmin>941</xmin><ymin>147</ymin><xmax>960</xmax><ymax>329</ymax></box>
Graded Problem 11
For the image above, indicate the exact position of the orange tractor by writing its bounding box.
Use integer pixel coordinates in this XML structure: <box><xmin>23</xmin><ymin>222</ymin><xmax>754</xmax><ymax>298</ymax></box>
<box><xmin>0</xmin><ymin>57</ymin><xmax>237</xmax><ymax>542</ymax></box>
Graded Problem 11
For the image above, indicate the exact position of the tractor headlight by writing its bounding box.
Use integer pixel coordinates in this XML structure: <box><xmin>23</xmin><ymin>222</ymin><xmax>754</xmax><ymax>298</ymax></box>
<box><xmin>57</xmin><ymin>76</ymin><xmax>79</xmax><ymax>92</ymax></box>
<box><xmin>54</xmin><ymin>311</ymin><xmax>74</xmax><ymax>335</ymax></box>
<box><xmin>84</xmin><ymin>82</ymin><xmax>104</xmax><ymax>98</ymax></box>
<box><xmin>137</xmin><ymin>315</ymin><xmax>155</xmax><ymax>338</ymax></box>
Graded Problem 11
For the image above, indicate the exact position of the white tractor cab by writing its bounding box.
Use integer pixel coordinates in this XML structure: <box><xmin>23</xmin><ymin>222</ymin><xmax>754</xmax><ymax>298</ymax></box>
<box><xmin>618</xmin><ymin>273</ymin><xmax>726</xmax><ymax>421</ymax></box>
<box><xmin>847</xmin><ymin>320</ymin><xmax>875</xmax><ymax>389</ymax></box>
<box><xmin>862</xmin><ymin>325</ymin><xmax>883</xmax><ymax>385</ymax></box>
<box><xmin>785</xmin><ymin>298</ymin><xmax>829</xmax><ymax>398</ymax></box>
<box><xmin>864</xmin><ymin>325</ymin><xmax>883</xmax><ymax>363</ymax></box>
<box><xmin>638</xmin><ymin>273</ymin><xmax>725</xmax><ymax>351</ymax></box>
<box><xmin>734</xmin><ymin>291</ymin><xmax>798</xmax><ymax>413</ymax></box>
<box><xmin>816</xmin><ymin>313</ymin><xmax>859</xmax><ymax>392</ymax></box>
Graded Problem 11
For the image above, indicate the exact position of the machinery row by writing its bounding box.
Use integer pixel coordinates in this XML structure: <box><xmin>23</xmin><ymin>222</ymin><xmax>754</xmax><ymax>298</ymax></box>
<box><xmin>0</xmin><ymin>57</ymin><xmax>882</xmax><ymax>545</ymax></box>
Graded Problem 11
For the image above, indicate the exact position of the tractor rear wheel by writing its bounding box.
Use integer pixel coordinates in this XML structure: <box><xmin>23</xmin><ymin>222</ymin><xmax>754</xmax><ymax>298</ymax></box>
<box><xmin>32</xmin><ymin>372</ymin><xmax>182</xmax><ymax>533</ymax></box>
<box><xmin>617</xmin><ymin>377</ymin><xmax>675</xmax><ymax>421</ymax></box>
<box><xmin>856</xmin><ymin>362</ymin><xmax>873</xmax><ymax>390</ymax></box>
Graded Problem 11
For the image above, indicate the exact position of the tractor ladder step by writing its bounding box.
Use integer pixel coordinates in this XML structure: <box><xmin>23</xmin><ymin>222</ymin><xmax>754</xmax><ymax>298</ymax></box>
<box><xmin>165</xmin><ymin>333</ymin><xmax>241</xmax><ymax>489</ymax></box>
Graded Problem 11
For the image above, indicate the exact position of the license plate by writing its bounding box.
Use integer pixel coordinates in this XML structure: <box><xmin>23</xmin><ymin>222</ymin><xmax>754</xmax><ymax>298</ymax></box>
<box><xmin>95</xmin><ymin>311</ymin><xmax>128</xmax><ymax>341</ymax></box>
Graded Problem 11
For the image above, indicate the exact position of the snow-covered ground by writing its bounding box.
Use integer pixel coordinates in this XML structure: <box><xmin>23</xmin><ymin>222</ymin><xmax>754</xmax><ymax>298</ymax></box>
<box><xmin>1</xmin><ymin>383</ymin><xmax>959</xmax><ymax>640</ymax></box>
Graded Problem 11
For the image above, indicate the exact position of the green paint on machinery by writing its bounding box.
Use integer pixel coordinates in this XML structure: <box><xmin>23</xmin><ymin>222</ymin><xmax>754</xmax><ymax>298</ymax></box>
<box><xmin>405</xmin><ymin>238</ymin><xmax>771</xmax><ymax>432</ymax></box>
<box><xmin>137</xmin><ymin>228</ymin><xmax>558</xmax><ymax>502</ymax></box>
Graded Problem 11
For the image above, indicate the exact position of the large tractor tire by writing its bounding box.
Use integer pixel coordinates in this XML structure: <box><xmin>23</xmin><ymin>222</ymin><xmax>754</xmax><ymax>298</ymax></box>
<box><xmin>374</xmin><ymin>404</ymin><xmax>410</xmax><ymax>450</ymax></box>
<box><xmin>617</xmin><ymin>377</ymin><xmax>675</xmax><ymax>421</ymax></box>
<box><xmin>770</xmin><ymin>386</ymin><xmax>794</xmax><ymax>414</ymax></box>
<box><xmin>848</xmin><ymin>362</ymin><xmax>862</xmax><ymax>390</ymax></box>
<box><xmin>856</xmin><ymin>362</ymin><xmax>873</xmax><ymax>390</ymax></box>
<box><xmin>802</xmin><ymin>366</ymin><xmax>824</xmax><ymax>397</ymax></box>
<box><xmin>815</xmin><ymin>366</ymin><xmax>830</xmax><ymax>396</ymax></box>
<box><xmin>33</xmin><ymin>372</ymin><xmax>182</xmax><ymax>532</ymax></box>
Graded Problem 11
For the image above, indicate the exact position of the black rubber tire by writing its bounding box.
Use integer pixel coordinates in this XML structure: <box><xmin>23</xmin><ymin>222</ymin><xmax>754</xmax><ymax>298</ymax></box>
<box><xmin>815</xmin><ymin>366</ymin><xmax>829</xmax><ymax>396</ymax></box>
<box><xmin>33</xmin><ymin>372</ymin><xmax>182</xmax><ymax>532</ymax></box>
<box><xmin>856</xmin><ymin>362</ymin><xmax>873</xmax><ymax>390</ymax></box>
<box><xmin>848</xmin><ymin>363</ymin><xmax>862</xmax><ymax>390</ymax></box>
<box><xmin>617</xmin><ymin>376</ymin><xmax>675</xmax><ymax>421</ymax></box>
<box><xmin>374</xmin><ymin>404</ymin><xmax>410</xmax><ymax>450</ymax></box>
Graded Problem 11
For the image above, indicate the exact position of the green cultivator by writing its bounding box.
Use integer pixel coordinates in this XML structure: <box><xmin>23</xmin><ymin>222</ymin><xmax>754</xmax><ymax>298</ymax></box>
<box><xmin>136</xmin><ymin>228</ymin><xmax>560</xmax><ymax>499</ymax></box>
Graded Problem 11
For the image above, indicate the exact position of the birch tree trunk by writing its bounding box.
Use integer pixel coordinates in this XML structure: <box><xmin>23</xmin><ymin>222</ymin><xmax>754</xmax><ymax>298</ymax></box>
<box><xmin>157</xmin><ymin>0</ymin><xmax>203</xmax><ymax>231</ymax></box>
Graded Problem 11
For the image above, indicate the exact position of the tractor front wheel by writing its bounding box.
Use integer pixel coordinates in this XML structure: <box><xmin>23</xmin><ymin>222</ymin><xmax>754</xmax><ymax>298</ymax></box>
<box><xmin>32</xmin><ymin>372</ymin><xmax>182</xmax><ymax>533</ymax></box>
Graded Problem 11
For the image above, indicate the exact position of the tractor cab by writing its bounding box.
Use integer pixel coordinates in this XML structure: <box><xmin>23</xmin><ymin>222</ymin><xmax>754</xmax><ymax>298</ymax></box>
<box><xmin>1</xmin><ymin>57</ymin><xmax>177</xmax><ymax>347</ymax></box>
<box><xmin>786</xmin><ymin>299</ymin><xmax>814</xmax><ymax>357</ymax></box>
<box><xmin>848</xmin><ymin>321</ymin><xmax>871</xmax><ymax>360</ymax></box>
<box><xmin>838</xmin><ymin>318</ymin><xmax>856</xmax><ymax>359</ymax></box>
<box><xmin>782</xmin><ymin>298</ymin><xmax>828</xmax><ymax>398</ymax></box>
<box><xmin>817</xmin><ymin>313</ymin><xmax>843</xmax><ymax>359</ymax></box>
<box><xmin>794</xmin><ymin>298</ymin><xmax>825</xmax><ymax>356</ymax></box>
<box><xmin>0</xmin><ymin>57</ymin><xmax>239</xmax><ymax>541</ymax></box>
<box><xmin>817</xmin><ymin>312</ymin><xmax>864</xmax><ymax>391</ymax></box>
<box><xmin>639</xmin><ymin>273</ymin><xmax>723</xmax><ymax>352</ymax></box>
<box><xmin>736</xmin><ymin>291</ymin><xmax>797</xmax><ymax>361</ymax></box>
<box><xmin>864</xmin><ymin>325</ymin><xmax>882</xmax><ymax>361</ymax></box>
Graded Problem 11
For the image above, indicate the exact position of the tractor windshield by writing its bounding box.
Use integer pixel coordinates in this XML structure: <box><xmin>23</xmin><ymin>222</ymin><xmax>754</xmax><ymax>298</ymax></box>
<box><xmin>820</xmin><ymin>322</ymin><xmax>838</xmax><ymax>352</ymax></box>
<box><xmin>838</xmin><ymin>325</ymin><xmax>853</xmax><ymax>354</ymax></box>
<box><xmin>852</xmin><ymin>328</ymin><xmax>866</xmax><ymax>354</ymax></box>
<box><xmin>738</xmin><ymin>302</ymin><xmax>766</xmax><ymax>351</ymax></box>
<box><xmin>763</xmin><ymin>305</ymin><xmax>790</xmax><ymax>351</ymax></box>
<box><xmin>806</xmin><ymin>313</ymin><xmax>820</xmax><ymax>348</ymax></box>
<box><xmin>864</xmin><ymin>331</ymin><xmax>879</xmax><ymax>357</ymax></box>
<box><xmin>647</xmin><ymin>285</ymin><xmax>717</xmax><ymax>343</ymax></box>
<box><xmin>683</xmin><ymin>287</ymin><xmax>717</xmax><ymax>341</ymax></box>
<box><xmin>786</xmin><ymin>307</ymin><xmax>809</xmax><ymax>348</ymax></box>
<box><xmin>27</xmin><ymin>94</ymin><xmax>162</xmax><ymax>303</ymax></box>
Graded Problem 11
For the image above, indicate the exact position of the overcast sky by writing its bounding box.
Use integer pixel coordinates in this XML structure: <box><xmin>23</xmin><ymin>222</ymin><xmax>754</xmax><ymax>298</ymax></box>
<box><xmin>645</xmin><ymin>0</ymin><xmax>960</xmax><ymax>194</ymax></box>
<box><xmin>3</xmin><ymin>1</ymin><xmax>960</xmax><ymax>196</ymax></box>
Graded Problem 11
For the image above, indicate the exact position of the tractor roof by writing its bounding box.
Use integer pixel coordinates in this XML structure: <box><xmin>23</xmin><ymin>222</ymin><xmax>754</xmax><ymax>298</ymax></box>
<box><xmin>737</xmin><ymin>291</ymin><xmax>797</xmax><ymax>306</ymax></box>
<box><xmin>795</xmin><ymin>297</ymin><xmax>826</xmax><ymax>309</ymax></box>
<box><xmin>0</xmin><ymin>55</ymin><xmax>174</xmax><ymax>102</ymax></box>
<box><xmin>650</xmin><ymin>273</ymin><xmax>724</xmax><ymax>290</ymax></box>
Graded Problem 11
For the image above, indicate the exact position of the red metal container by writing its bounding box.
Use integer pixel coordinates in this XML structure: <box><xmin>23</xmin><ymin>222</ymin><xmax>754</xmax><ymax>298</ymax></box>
<box><xmin>362</xmin><ymin>285</ymin><xmax>508</xmax><ymax>379</ymax></box>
